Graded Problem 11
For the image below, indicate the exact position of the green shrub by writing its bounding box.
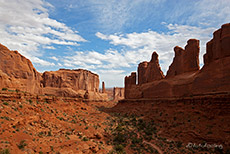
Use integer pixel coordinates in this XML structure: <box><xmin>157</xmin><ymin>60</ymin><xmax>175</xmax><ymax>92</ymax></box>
<box><xmin>2</xmin><ymin>88</ymin><xmax>7</xmax><ymax>91</ymax></box>
<box><xmin>3</xmin><ymin>102</ymin><xmax>9</xmax><ymax>106</ymax></box>
<box><xmin>0</xmin><ymin>149</ymin><xmax>10</xmax><ymax>154</ymax></box>
<box><xmin>17</xmin><ymin>140</ymin><xmax>27</xmax><ymax>150</ymax></box>
<box><xmin>115</xmin><ymin>144</ymin><xmax>125</xmax><ymax>152</ymax></box>
<box><xmin>113</xmin><ymin>133</ymin><xmax>127</xmax><ymax>144</ymax></box>
<box><xmin>82</xmin><ymin>137</ymin><xmax>89</xmax><ymax>141</ymax></box>
<box><xmin>48</xmin><ymin>131</ymin><xmax>52</xmax><ymax>136</ymax></box>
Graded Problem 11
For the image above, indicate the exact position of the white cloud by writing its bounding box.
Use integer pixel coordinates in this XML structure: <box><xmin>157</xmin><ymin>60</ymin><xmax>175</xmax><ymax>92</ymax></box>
<box><xmin>62</xmin><ymin>24</ymin><xmax>216</xmax><ymax>87</ymax></box>
<box><xmin>43</xmin><ymin>46</ymin><xmax>56</xmax><ymax>50</ymax></box>
<box><xmin>97</xmin><ymin>71</ymin><xmax>127</xmax><ymax>88</ymax></box>
<box><xmin>63</xmin><ymin>49</ymin><xmax>131</xmax><ymax>70</ymax></box>
<box><xmin>0</xmin><ymin>0</ymin><xmax>86</xmax><ymax>66</ymax></box>
<box><xmin>96</xmin><ymin>24</ymin><xmax>215</xmax><ymax>72</ymax></box>
<box><xmin>31</xmin><ymin>57</ymin><xmax>55</xmax><ymax>66</ymax></box>
<box><xmin>57</xmin><ymin>63</ymin><xmax>63</xmax><ymax>67</ymax></box>
<box><xmin>97</xmin><ymin>69</ymin><xmax>125</xmax><ymax>74</ymax></box>
<box><xmin>50</xmin><ymin>56</ymin><xmax>58</xmax><ymax>61</ymax></box>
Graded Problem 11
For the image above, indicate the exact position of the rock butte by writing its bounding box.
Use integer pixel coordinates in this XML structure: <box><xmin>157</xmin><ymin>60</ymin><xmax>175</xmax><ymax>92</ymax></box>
<box><xmin>0</xmin><ymin>45</ymin><xmax>107</xmax><ymax>101</ymax></box>
<box><xmin>125</xmin><ymin>23</ymin><xmax>230</xmax><ymax>99</ymax></box>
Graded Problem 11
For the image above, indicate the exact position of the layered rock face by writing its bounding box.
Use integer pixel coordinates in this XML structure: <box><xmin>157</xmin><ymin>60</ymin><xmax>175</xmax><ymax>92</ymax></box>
<box><xmin>124</xmin><ymin>23</ymin><xmax>230</xmax><ymax>99</ymax></box>
<box><xmin>0</xmin><ymin>44</ymin><xmax>106</xmax><ymax>100</ymax></box>
<box><xmin>138</xmin><ymin>52</ymin><xmax>164</xmax><ymax>84</ymax></box>
<box><xmin>0</xmin><ymin>44</ymin><xmax>42</xmax><ymax>94</ymax></box>
<box><xmin>113</xmin><ymin>87</ymin><xmax>124</xmax><ymax>101</ymax></box>
<box><xmin>192</xmin><ymin>23</ymin><xmax>230</xmax><ymax>95</ymax></box>
<box><xmin>41</xmin><ymin>69</ymin><xmax>104</xmax><ymax>99</ymax></box>
<box><xmin>42</xmin><ymin>69</ymin><xmax>99</xmax><ymax>92</ymax></box>
<box><xmin>166</xmin><ymin>39</ymin><xmax>200</xmax><ymax>77</ymax></box>
<box><xmin>204</xmin><ymin>23</ymin><xmax>230</xmax><ymax>64</ymax></box>
<box><xmin>124</xmin><ymin>72</ymin><xmax>136</xmax><ymax>99</ymax></box>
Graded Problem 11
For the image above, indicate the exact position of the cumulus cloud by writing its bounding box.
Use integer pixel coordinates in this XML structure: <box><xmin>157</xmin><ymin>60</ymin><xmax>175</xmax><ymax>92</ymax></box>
<box><xmin>50</xmin><ymin>56</ymin><xmax>59</xmax><ymax>61</ymax></box>
<box><xmin>0</xmin><ymin>0</ymin><xmax>86</xmax><ymax>66</ymax></box>
<box><xmin>62</xmin><ymin>24</ymin><xmax>216</xmax><ymax>87</ymax></box>
<box><xmin>30</xmin><ymin>57</ymin><xmax>55</xmax><ymax>66</ymax></box>
<box><xmin>95</xmin><ymin>24</ymin><xmax>215</xmax><ymax>72</ymax></box>
<box><xmin>63</xmin><ymin>49</ymin><xmax>131</xmax><ymax>70</ymax></box>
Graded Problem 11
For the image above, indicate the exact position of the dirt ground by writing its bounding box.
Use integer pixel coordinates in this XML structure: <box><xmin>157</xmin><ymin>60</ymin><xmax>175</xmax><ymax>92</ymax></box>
<box><xmin>0</xmin><ymin>89</ymin><xmax>229</xmax><ymax>154</ymax></box>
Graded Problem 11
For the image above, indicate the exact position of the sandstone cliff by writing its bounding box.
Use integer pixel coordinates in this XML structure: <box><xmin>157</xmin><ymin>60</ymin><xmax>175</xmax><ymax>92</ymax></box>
<box><xmin>124</xmin><ymin>23</ymin><xmax>230</xmax><ymax>99</ymax></box>
<box><xmin>113</xmin><ymin>87</ymin><xmax>124</xmax><ymax>101</ymax></box>
<box><xmin>41</xmin><ymin>69</ymin><xmax>99</xmax><ymax>92</ymax></box>
<box><xmin>0</xmin><ymin>44</ymin><xmax>107</xmax><ymax>100</ymax></box>
<box><xmin>138</xmin><ymin>52</ymin><xmax>164</xmax><ymax>84</ymax></box>
<box><xmin>166</xmin><ymin>39</ymin><xmax>200</xmax><ymax>77</ymax></box>
<box><xmin>0</xmin><ymin>44</ymin><xmax>42</xmax><ymax>94</ymax></box>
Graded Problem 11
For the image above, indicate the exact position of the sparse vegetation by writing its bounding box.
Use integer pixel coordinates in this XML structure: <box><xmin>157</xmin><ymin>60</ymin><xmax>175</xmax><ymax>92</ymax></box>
<box><xmin>0</xmin><ymin>149</ymin><xmax>10</xmax><ymax>154</ymax></box>
<box><xmin>0</xmin><ymin>89</ymin><xmax>229</xmax><ymax>153</ymax></box>
<box><xmin>82</xmin><ymin>137</ymin><xmax>89</xmax><ymax>141</ymax></box>
<box><xmin>17</xmin><ymin>140</ymin><xmax>27</xmax><ymax>150</ymax></box>
<box><xmin>3</xmin><ymin>102</ymin><xmax>9</xmax><ymax>105</ymax></box>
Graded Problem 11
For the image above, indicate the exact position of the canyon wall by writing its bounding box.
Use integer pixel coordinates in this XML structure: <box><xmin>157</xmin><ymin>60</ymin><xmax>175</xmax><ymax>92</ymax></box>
<box><xmin>124</xmin><ymin>23</ymin><xmax>230</xmax><ymax>99</ymax></box>
<box><xmin>166</xmin><ymin>39</ymin><xmax>200</xmax><ymax>78</ymax></box>
<box><xmin>0</xmin><ymin>44</ymin><xmax>106</xmax><ymax>100</ymax></box>
<box><xmin>0</xmin><ymin>44</ymin><xmax>42</xmax><ymax>94</ymax></box>
<box><xmin>113</xmin><ymin>87</ymin><xmax>124</xmax><ymax>101</ymax></box>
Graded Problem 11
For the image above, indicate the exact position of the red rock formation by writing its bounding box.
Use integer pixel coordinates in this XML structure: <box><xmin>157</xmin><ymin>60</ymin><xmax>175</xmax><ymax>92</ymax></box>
<box><xmin>192</xmin><ymin>23</ymin><xmax>230</xmax><ymax>95</ymax></box>
<box><xmin>166</xmin><ymin>39</ymin><xmax>200</xmax><ymax>77</ymax></box>
<box><xmin>113</xmin><ymin>87</ymin><xmax>124</xmax><ymax>101</ymax></box>
<box><xmin>124</xmin><ymin>23</ymin><xmax>230</xmax><ymax>99</ymax></box>
<box><xmin>125</xmin><ymin>72</ymin><xmax>136</xmax><ymax>87</ymax></box>
<box><xmin>137</xmin><ymin>61</ymin><xmax>148</xmax><ymax>84</ymax></box>
<box><xmin>42</xmin><ymin>69</ymin><xmax>99</xmax><ymax>92</ymax></box>
<box><xmin>125</xmin><ymin>72</ymin><xmax>137</xmax><ymax>99</ymax></box>
<box><xmin>0</xmin><ymin>44</ymin><xmax>42</xmax><ymax>94</ymax></box>
<box><xmin>41</xmin><ymin>69</ymin><xmax>106</xmax><ymax>99</ymax></box>
<box><xmin>0</xmin><ymin>44</ymin><xmax>107</xmax><ymax>100</ymax></box>
<box><xmin>204</xmin><ymin>23</ymin><xmax>230</xmax><ymax>65</ymax></box>
<box><xmin>138</xmin><ymin>52</ymin><xmax>164</xmax><ymax>84</ymax></box>
<box><xmin>102</xmin><ymin>81</ymin><xmax>106</xmax><ymax>93</ymax></box>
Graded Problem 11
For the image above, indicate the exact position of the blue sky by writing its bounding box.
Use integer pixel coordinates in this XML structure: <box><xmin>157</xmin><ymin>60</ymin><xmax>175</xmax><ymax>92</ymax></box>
<box><xmin>0</xmin><ymin>0</ymin><xmax>230</xmax><ymax>87</ymax></box>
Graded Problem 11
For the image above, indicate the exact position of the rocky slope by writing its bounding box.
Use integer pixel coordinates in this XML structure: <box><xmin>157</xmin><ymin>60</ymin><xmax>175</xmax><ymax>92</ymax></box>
<box><xmin>0</xmin><ymin>44</ymin><xmax>107</xmax><ymax>101</ymax></box>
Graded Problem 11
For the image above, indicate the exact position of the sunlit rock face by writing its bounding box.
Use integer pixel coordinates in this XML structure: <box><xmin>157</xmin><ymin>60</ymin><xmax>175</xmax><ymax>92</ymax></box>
<box><xmin>0</xmin><ymin>44</ymin><xmax>42</xmax><ymax>94</ymax></box>
<box><xmin>0</xmin><ymin>44</ymin><xmax>107</xmax><ymax>100</ymax></box>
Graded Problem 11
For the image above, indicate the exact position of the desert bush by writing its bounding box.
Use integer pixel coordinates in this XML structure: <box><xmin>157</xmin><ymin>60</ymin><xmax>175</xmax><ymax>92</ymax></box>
<box><xmin>17</xmin><ymin>140</ymin><xmax>27</xmax><ymax>150</ymax></box>
<box><xmin>1</xmin><ymin>88</ymin><xmax>7</xmax><ymax>91</ymax></box>
<box><xmin>114</xmin><ymin>144</ymin><xmax>125</xmax><ymax>153</ymax></box>
<box><xmin>0</xmin><ymin>149</ymin><xmax>10</xmax><ymax>154</ymax></box>
<box><xmin>82</xmin><ymin>137</ymin><xmax>89</xmax><ymax>141</ymax></box>
<box><xmin>3</xmin><ymin>102</ymin><xmax>9</xmax><ymax>106</ymax></box>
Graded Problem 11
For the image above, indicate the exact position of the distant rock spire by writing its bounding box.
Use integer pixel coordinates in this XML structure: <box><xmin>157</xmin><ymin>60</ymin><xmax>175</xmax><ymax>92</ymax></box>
<box><xmin>102</xmin><ymin>81</ymin><xmax>106</xmax><ymax>93</ymax></box>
